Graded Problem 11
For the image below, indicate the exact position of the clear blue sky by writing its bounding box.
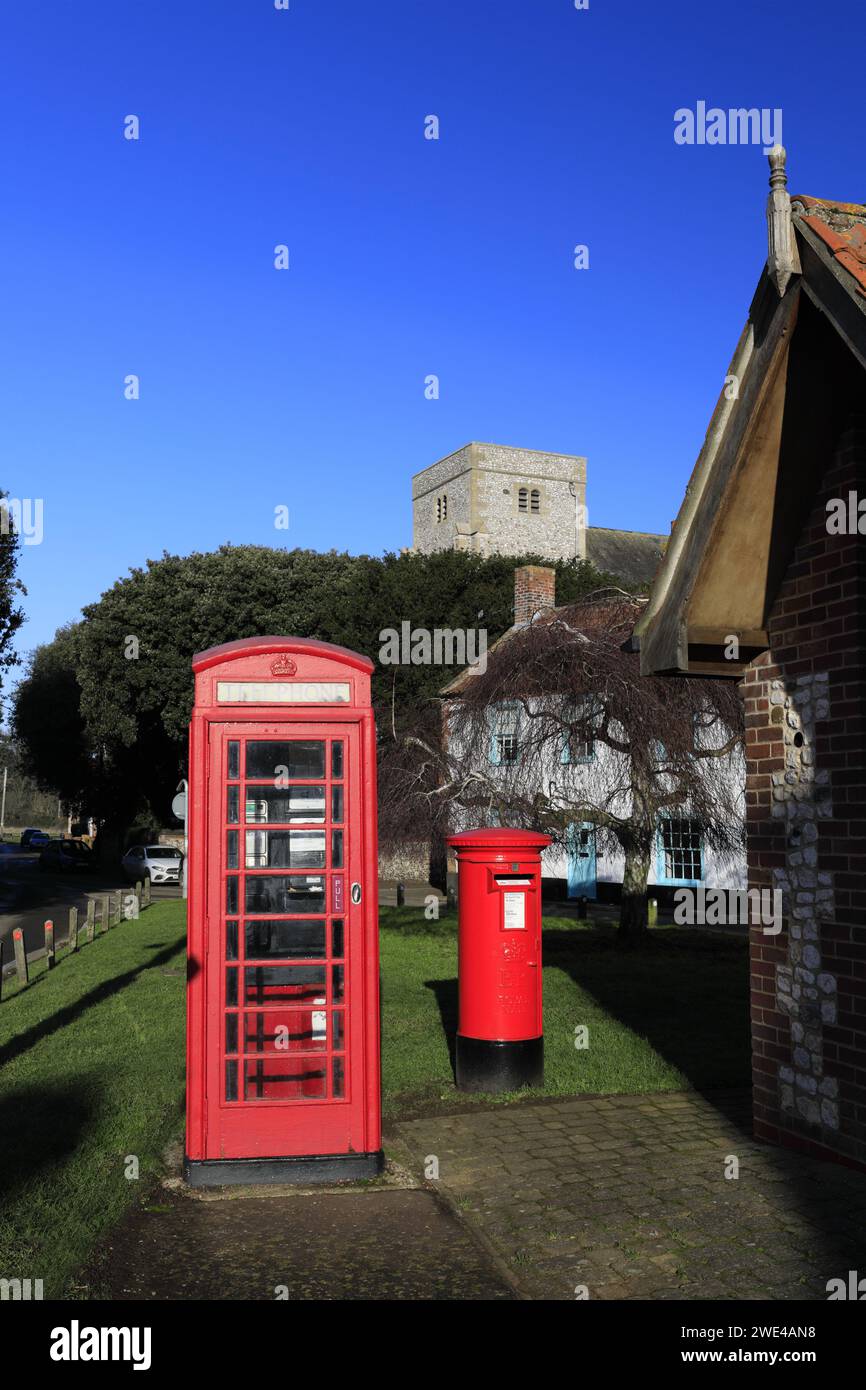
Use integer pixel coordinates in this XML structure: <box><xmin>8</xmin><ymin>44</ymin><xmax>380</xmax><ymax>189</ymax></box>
<box><xmin>3</xmin><ymin>0</ymin><xmax>863</xmax><ymax>661</ymax></box>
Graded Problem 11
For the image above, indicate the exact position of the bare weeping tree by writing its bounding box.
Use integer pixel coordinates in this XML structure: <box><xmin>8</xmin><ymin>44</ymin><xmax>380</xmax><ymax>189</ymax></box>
<box><xmin>378</xmin><ymin>593</ymin><xmax>745</xmax><ymax>941</ymax></box>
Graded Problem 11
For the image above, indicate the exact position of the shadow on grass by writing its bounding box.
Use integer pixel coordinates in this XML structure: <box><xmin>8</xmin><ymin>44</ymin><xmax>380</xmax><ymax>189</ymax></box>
<box><xmin>0</xmin><ymin>1082</ymin><xmax>94</xmax><ymax>1207</ymax></box>
<box><xmin>542</xmin><ymin>925</ymin><xmax>751</xmax><ymax>1114</ymax></box>
<box><xmin>423</xmin><ymin>978</ymin><xmax>458</xmax><ymax>1080</ymax></box>
<box><xmin>0</xmin><ymin>940</ymin><xmax>183</xmax><ymax>1070</ymax></box>
<box><xmin>420</xmin><ymin>923</ymin><xmax>751</xmax><ymax>1111</ymax></box>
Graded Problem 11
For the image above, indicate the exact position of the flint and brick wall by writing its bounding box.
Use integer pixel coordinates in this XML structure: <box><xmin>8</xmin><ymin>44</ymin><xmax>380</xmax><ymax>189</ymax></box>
<box><xmin>744</xmin><ymin>418</ymin><xmax>866</xmax><ymax>1170</ymax></box>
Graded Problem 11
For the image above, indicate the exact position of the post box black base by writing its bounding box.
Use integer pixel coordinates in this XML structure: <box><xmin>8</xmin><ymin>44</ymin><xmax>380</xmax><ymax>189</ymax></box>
<box><xmin>456</xmin><ymin>1035</ymin><xmax>543</xmax><ymax>1092</ymax></box>
<box><xmin>184</xmin><ymin>1151</ymin><xmax>384</xmax><ymax>1187</ymax></box>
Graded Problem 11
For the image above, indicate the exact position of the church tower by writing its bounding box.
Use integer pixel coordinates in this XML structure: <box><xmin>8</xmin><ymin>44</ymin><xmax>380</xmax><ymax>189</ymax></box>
<box><xmin>412</xmin><ymin>443</ymin><xmax>587</xmax><ymax>561</ymax></box>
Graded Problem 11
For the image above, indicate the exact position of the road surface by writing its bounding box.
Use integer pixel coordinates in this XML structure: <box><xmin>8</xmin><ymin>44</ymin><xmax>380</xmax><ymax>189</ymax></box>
<box><xmin>0</xmin><ymin>844</ymin><xmax>182</xmax><ymax>964</ymax></box>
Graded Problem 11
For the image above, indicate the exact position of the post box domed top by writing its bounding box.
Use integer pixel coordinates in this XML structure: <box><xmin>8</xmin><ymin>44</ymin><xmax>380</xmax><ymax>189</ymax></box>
<box><xmin>447</xmin><ymin>828</ymin><xmax>552</xmax><ymax>851</ymax></box>
<box><xmin>192</xmin><ymin>635</ymin><xmax>374</xmax><ymax>675</ymax></box>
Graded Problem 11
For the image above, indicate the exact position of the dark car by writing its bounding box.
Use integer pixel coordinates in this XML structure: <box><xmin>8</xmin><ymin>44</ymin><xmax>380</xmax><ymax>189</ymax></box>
<box><xmin>21</xmin><ymin>827</ymin><xmax>50</xmax><ymax>849</ymax></box>
<box><xmin>39</xmin><ymin>840</ymin><xmax>95</xmax><ymax>873</ymax></box>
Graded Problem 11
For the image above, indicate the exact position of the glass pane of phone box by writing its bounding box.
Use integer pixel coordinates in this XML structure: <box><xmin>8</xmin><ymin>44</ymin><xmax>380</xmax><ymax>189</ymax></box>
<box><xmin>243</xmin><ymin>1008</ymin><xmax>344</xmax><ymax>1054</ymax></box>
<box><xmin>245</xmin><ymin>919</ymin><xmax>326</xmax><ymax>959</ymax></box>
<box><xmin>244</xmin><ymin>964</ymin><xmax>325</xmax><ymax>1005</ymax></box>
<box><xmin>245</xmin><ymin>785</ymin><xmax>325</xmax><ymax>824</ymax></box>
<box><xmin>244</xmin><ymin>1060</ymin><xmax>328</xmax><ymax>1101</ymax></box>
<box><xmin>245</xmin><ymin>875</ymin><xmax>325</xmax><ymax>914</ymax></box>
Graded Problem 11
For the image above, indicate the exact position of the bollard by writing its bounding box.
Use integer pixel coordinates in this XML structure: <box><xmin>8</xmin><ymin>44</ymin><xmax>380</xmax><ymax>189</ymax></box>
<box><xmin>68</xmin><ymin>906</ymin><xmax>79</xmax><ymax>953</ymax></box>
<box><xmin>648</xmin><ymin>897</ymin><xmax>658</xmax><ymax>928</ymax></box>
<box><xmin>100</xmin><ymin>895</ymin><xmax>110</xmax><ymax>934</ymax></box>
<box><xmin>85</xmin><ymin>899</ymin><xmax>96</xmax><ymax>944</ymax></box>
<box><xmin>13</xmin><ymin>929</ymin><xmax>28</xmax><ymax>986</ymax></box>
<box><xmin>143</xmin><ymin>875</ymin><xmax>152</xmax><ymax>907</ymax></box>
<box><xmin>45</xmin><ymin>920</ymin><xmax>56</xmax><ymax>969</ymax></box>
<box><xmin>396</xmin><ymin>881</ymin><xmax>405</xmax><ymax>907</ymax></box>
<box><xmin>578</xmin><ymin>895</ymin><xmax>588</xmax><ymax>921</ymax></box>
<box><xmin>0</xmin><ymin>938</ymin><xmax>4</xmax><ymax>1000</ymax></box>
<box><xmin>446</xmin><ymin>884</ymin><xmax>457</xmax><ymax>911</ymax></box>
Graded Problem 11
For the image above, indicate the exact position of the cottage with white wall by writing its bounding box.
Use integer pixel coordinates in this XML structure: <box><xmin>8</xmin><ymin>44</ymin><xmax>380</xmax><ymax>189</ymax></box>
<box><xmin>440</xmin><ymin>565</ymin><xmax>747</xmax><ymax>902</ymax></box>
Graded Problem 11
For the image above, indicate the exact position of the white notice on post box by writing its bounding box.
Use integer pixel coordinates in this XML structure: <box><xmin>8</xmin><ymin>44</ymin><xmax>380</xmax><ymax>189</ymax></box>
<box><xmin>503</xmin><ymin>892</ymin><xmax>526</xmax><ymax>930</ymax></box>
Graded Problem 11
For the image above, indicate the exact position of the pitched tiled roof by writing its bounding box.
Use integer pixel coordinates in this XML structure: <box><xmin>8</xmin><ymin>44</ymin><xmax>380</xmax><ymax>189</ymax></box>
<box><xmin>585</xmin><ymin>526</ymin><xmax>667</xmax><ymax>586</ymax></box>
<box><xmin>792</xmin><ymin>194</ymin><xmax>866</xmax><ymax>298</ymax></box>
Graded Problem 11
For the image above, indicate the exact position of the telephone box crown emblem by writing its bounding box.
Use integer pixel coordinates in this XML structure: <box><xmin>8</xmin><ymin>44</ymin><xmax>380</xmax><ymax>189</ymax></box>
<box><xmin>270</xmin><ymin>654</ymin><xmax>297</xmax><ymax>676</ymax></box>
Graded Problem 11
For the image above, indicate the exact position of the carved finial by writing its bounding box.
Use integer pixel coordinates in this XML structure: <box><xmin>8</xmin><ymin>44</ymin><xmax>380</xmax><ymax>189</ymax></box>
<box><xmin>768</xmin><ymin>144</ymin><xmax>787</xmax><ymax>190</ymax></box>
<box><xmin>766</xmin><ymin>146</ymin><xmax>800</xmax><ymax>297</ymax></box>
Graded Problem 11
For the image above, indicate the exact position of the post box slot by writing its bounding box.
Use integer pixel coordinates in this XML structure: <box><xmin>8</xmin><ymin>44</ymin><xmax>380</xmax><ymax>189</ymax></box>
<box><xmin>493</xmin><ymin>875</ymin><xmax>533</xmax><ymax>886</ymax></box>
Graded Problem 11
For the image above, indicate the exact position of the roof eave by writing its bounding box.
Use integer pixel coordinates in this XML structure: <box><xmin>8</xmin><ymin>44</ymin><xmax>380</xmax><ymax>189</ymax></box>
<box><xmin>636</xmin><ymin>270</ymin><xmax>799</xmax><ymax>676</ymax></box>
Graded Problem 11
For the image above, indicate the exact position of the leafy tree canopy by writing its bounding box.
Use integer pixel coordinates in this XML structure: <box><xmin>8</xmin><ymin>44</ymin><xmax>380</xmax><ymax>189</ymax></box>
<box><xmin>14</xmin><ymin>544</ymin><xmax>617</xmax><ymax>836</ymax></box>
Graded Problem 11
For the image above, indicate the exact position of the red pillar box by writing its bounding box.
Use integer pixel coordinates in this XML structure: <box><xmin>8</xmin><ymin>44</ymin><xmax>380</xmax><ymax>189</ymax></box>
<box><xmin>448</xmin><ymin>829</ymin><xmax>551</xmax><ymax>1092</ymax></box>
<box><xmin>185</xmin><ymin>637</ymin><xmax>382</xmax><ymax>1186</ymax></box>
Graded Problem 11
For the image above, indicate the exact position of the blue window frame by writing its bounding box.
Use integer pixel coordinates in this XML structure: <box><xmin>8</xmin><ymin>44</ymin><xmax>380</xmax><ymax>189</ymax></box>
<box><xmin>489</xmin><ymin>702</ymin><xmax>521</xmax><ymax>766</ymax></box>
<box><xmin>560</xmin><ymin>698</ymin><xmax>597</xmax><ymax>765</ymax></box>
<box><xmin>656</xmin><ymin>817</ymin><xmax>703</xmax><ymax>886</ymax></box>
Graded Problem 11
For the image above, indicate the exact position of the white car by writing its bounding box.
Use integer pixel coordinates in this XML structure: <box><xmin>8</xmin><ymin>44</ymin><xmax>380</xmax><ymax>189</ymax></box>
<box><xmin>122</xmin><ymin>844</ymin><xmax>183</xmax><ymax>885</ymax></box>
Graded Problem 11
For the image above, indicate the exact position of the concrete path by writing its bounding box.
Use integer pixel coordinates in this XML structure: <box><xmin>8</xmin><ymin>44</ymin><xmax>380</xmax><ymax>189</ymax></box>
<box><xmin>88</xmin><ymin>1172</ymin><xmax>515</xmax><ymax>1301</ymax></box>
<box><xmin>394</xmin><ymin>1089</ymin><xmax>866</xmax><ymax>1300</ymax></box>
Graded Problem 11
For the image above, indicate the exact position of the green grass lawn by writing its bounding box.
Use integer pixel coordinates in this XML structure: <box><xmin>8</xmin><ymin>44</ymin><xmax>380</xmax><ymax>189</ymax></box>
<box><xmin>380</xmin><ymin>906</ymin><xmax>750</xmax><ymax>1116</ymax></box>
<box><xmin>0</xmin><ymin>902</ymin><xmax>187</xmax><ymax>1298</ymax></box>
<box><xmin>0</xmin><ymin>898</ymin><xmax>749</xmax><ymax>1296</ymax></box>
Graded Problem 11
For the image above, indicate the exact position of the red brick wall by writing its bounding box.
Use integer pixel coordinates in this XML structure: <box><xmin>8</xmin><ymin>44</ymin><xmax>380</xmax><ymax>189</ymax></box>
<box><xmin>744</xmin><ymin>417</ymin><xmax>866</xmax><ymax>1170</ymax></box>
<box><xmin>514</xmin><ymin>566</ymin><xmax>556</xmax><ymax>625</ymax></box>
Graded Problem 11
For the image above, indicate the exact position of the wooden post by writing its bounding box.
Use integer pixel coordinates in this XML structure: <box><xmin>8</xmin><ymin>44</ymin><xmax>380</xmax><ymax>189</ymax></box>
<box><xmin>68</xmin><ymin>905</ymin><xmax>79</xmax><ymax>953</ymax></box>
<box><xmin>85</xmin><ymin>898</ymin><xmax>96</xmax><ymax>944</ymax></box>
<box><xmin>143</xmin><ymin>875</ymin><xmax>151</xmax><ymax>908</ymax></box>
<box><xmin>0</xmin><ymin>937</ymin><xmax>4</xmax><ymax>1000</ymax></box>
<box><xmin>135</xmin><ymin>881</ymin><xmax>143</xmax><ymax>917</ymax></box>
<box><xmin>100</xmin><ymin>895</ymin><xmax>110</xmax><ymax>934</ymax></box>
<box><xmin>578</xmin><ymin>895</ymin><xmax>588</xmax><ymax>921</ymax></box>
<box><xmin>13</xmin><ymin>928</ymin><xmax>28</xmax><ymax>985</ymax></box>
<box><xmin>648</xmin><ymin>897</ymin><xmax>658</xmax><ymax>928</ymax></box>
<box><xmin>45</xmin><ymin>920</ymin><xmax>56</xmax><ymax>969</ymax></box>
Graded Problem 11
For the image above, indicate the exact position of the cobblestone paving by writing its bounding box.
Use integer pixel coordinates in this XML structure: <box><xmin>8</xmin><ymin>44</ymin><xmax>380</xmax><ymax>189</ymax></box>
<box><xmin>394</xmin><ymin>1090</ymin><xmax>866</xmax><ymax>1301</ymax></box>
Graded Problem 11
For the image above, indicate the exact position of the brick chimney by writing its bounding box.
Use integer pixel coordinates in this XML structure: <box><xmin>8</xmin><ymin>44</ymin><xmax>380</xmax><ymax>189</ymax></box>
<box><xmin>514</xmin><ymin>565</ymin><xmax>556</xmax><ymax>625</ymax></box>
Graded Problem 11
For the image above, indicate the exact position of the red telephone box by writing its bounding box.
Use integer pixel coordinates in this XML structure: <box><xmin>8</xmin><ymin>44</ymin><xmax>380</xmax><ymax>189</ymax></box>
<box><xmin>448</xmin><ymin>829</ymin><xmax>551</xmax><ymax>1093</ymax></box>
<box><xmin>184</xmin><ymin>637</ymin><xmax>382</xmax><ymax>1185</ymax></box>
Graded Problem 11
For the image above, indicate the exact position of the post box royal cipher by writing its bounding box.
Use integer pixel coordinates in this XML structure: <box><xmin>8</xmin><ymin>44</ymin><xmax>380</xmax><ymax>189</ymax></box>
<box><xmin>185</xmin><ymin>637</ymin><xmax>382</xmax><ymax>1185</ymax></box>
